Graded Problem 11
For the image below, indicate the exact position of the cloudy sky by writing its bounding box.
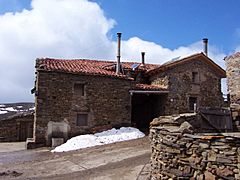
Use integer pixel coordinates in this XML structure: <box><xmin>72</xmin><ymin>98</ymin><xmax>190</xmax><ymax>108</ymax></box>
<box><xmin>0</xmin><ymin>0</ymin><xmax>239</xmax><ymax>103</ymax></box>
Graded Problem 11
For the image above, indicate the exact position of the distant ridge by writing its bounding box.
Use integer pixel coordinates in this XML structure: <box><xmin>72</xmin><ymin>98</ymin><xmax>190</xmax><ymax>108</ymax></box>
<box><xmin>0</xmin><ymin>102</ymin><xmax>34</xmax><ymax>120</ymax></box>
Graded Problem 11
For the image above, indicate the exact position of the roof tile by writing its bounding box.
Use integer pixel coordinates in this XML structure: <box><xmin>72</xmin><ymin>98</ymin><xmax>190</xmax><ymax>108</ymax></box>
<box><xmin>37</xmin><ymin>58</ymin><xmax>159</xmax><ymax>79</ymax></box>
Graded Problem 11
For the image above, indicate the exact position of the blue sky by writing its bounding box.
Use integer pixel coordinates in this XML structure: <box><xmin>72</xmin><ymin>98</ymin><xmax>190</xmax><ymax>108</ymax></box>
<box><xmin>0</xmin><ymin>0</ymin><xmax>239</xmax><ymax>102</ymax></box>
<box><xmin>1</xmin><ymin>0</ymin><xmax>239</xmax><ymax>53</ymax></box>
<box><xmin>92</xmin><ymin>0</ymin><xmax>240</xmax><ymax>54</ymax></box>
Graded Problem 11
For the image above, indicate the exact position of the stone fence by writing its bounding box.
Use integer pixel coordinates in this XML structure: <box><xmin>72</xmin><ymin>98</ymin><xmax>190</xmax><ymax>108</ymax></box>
<box><xmin>149</xmin><ymin>113</ymin><xmax>240</xmax><ymax>180</ymax></box>
<box><xmin>0</xmin><ymin>113</ymin><xmax>33</xmax><ymax>142</ymax></box>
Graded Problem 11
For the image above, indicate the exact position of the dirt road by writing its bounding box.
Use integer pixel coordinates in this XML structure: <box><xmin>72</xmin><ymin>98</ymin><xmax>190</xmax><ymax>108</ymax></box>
<box><xmin>0</xmin><ymin>137</ymin><xmax>151</xmax><ymax>180</ymax></box>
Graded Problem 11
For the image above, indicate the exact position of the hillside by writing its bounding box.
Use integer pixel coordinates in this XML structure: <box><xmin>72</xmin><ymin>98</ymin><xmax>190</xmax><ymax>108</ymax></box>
<box><xmin>0</xmin><ymin>103</ymin><xmax>34</xmax><ymax>120</ymax></box>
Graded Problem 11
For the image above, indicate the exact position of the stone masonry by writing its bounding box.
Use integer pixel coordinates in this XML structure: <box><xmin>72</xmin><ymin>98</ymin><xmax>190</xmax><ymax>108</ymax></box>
<box><xmin>225</xmin><ymin>52</ymin><xmax>240</xmax><ymax>128</ymax></box>
<box><xmin>0</xmin><ymin>113</ymin><xmax>33</xmax><ymax>142</ymax></box>
<box><xmin>149</xmin><ymin>114</ymin><xmax>240</xmax><ymax>179</ymax></box>
<box><xmin>33</xmin><ymin>71</ymin><xmax>134</xmax><ymax>146</ymax></box>
<box><xmin>150</xmin><ymin>59</ymin><xmax>224</xmax><ymax>115</ymax></box>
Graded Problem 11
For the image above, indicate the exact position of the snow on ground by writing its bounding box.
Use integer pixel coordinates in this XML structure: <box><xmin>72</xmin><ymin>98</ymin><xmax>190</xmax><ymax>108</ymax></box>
<box><xmin>0</xmin><ymin>110</ymin><xmax>8</xmax><ymax>114</ymax></box>
<box><xmin>4</xmin><ymin>107</ymin><xmax>18</xmax><ymax>112</ymax></box>
<box><xmin>52</xmin><ymin>127</ymin><xmax>145</xmax><ymax>153</ymax></box>
<box><xmin>28</xmin><ymin>107</ymin><xmax>35</xmax><ymax>111</ymax></box>
<box><xmin>0</xmin><ymin>105</ymin><xmax>6</xmax><ymax>108</ymax></box>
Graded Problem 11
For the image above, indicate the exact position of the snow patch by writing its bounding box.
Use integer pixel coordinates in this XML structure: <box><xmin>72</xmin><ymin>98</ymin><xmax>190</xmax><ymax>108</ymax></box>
<box><xmin>0</xmin><ymin>105</ymin><xmax>6</xmax><ymax>108</ymax></box>
<box><xmin>51</xmin><ymin>127</ymin><xmax>145</xmax><ymax>153</ymax></box>
<box><xmin>28</xmin><ymin>107</ymin><xmax>35</xmax><ymax>111</ymax></box>
<box><xmin>0</xmin><ymin>110</ymin><xmax>8</xmax><ymax>114</ymax></box>
<box><xmin>4</xmin><ymin>107</ymin><xmax>18</xmax><ymax>112</ymax></box>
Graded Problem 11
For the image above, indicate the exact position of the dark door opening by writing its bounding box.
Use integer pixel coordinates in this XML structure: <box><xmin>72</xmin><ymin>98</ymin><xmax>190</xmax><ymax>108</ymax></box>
<box><xmin>131</xmin><ymin>93</ymin><xmax>166</xmax><ymax>132</ymax></box>
<box><xmin>19</xmin><ymin>121</ymin><xmax>33</xmax><ymax>141</ymax></box>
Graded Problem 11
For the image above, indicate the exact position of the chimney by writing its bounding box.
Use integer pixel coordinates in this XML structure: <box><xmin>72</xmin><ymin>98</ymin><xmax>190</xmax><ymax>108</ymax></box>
<box><xmin>141</xmin><ymin>52</ymin><xmax>145</xmax><ymax>65</ymax></box>
<box><xmin>202</xmin><ymin>38</ymin><xmax>208</xmax><ymax>56</ymax></box>
<box><xmin>116</xmin><ymin>32</ymin><xmax>122</xmax><ymax>74</ymax></box>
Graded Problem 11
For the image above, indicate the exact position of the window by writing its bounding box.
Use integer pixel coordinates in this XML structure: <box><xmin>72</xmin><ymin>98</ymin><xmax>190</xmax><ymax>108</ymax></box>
<box><xmin>74</xmin><ymin>83</ymin><xmax>85</xmax><ymax>96</ymax></box>
<box><xmin>189</xmin><ymin>97</ymin><xmax>197</xmax><ymax>111</ymax></box>
<box><xmin>192</xmin><ymin>72</ymin><xmax>199</xmax><ymax>83</ymax></box>
<box><xmin>76</xmin><ymin>114</ymin><xmax>88</xmax><ymax>126</ymax></box>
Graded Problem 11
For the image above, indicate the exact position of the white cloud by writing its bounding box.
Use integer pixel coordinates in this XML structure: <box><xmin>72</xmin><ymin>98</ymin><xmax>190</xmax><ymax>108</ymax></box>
<box><xmin>0</xmin><ymin>0</ymin><xmax>228</xmax><ymax>102</ymax></box>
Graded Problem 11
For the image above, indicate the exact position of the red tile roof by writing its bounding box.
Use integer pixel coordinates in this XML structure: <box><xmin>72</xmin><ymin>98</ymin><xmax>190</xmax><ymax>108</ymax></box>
<box><xmin>36</xmin><ymin>53</ymin><xmax>226</xmax><ymax>80</ymax></box>
<box><xmin>133</xmin><ymin>83</ymin><xmax>168</xmax><ymax>91</ymax></box>
<box><xmin>36</xmin><ymin>58</ymin><xmax>159</xmax><ymax>79</ymax></box>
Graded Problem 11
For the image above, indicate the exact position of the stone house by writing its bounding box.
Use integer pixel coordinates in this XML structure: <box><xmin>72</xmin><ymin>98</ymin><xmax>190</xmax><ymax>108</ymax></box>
<box><xmin>225</xmin><ymin>52</ymin><xmax>240</xmax><ymax>129</ymax></box>
<box><xmin>29</xmin><ymin>52</ymin><xmax>225</xmax><ymax>147</ymax></box>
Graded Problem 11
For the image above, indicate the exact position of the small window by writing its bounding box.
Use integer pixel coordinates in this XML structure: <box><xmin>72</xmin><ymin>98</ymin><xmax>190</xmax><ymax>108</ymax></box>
<box><xmin>74</xmin><ymin>83</ymin><xmax>85</xmax><ymax>96</ymax></box>
<box><xmin>189</xmin><ymin>97</ymin><xmax>197</xmax><ymax>111</ymax></box>
<box><xmin>192</xmin><ymin>72</ymin><xmax>199</xmax><ymax>83</ymax></box>
<box><xmin>76</xmin><ymin>114</ymin><xmax>88</xmax><ymax>126</ymax></box>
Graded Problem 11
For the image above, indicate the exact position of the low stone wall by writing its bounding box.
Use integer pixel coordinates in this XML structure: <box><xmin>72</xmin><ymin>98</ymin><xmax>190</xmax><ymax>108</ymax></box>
<box><xmin>0</xmin><ymin>118</ymin><xmax>19</xmax><ymax>142</ymax></box>
<box><xmin>149</xmin><ymin>113</ymin><xmax>240</xmax><ymax>179</ymax></box>
<box><xmin>0</xmin><ymin>113</ymin><xmax>33</xmax><ymax>142</ymax></box>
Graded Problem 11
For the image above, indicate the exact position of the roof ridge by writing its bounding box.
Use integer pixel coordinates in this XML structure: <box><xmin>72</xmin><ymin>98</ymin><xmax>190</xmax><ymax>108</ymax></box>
<box><xmin>36</xmin><ymin>57</ymin><xmax>160</xmax><ymax>66</ymax></box>
<box><xmin>146</xmin><ymin>52</ymin><xmax>226</xmax><ymax>78</ymax></box>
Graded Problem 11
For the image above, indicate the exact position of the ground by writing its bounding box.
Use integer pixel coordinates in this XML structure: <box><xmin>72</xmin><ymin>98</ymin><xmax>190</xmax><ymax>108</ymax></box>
<box><xmin>0</xmin><ymin>137</ymin><xmax>150</xmax><ymax>180</ymax></box>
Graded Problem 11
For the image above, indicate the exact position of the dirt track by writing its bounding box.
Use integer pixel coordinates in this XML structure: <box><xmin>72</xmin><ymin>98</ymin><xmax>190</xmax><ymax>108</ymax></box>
<box><xmin>0</xmin><ymin>137</ymin><xmax>151</xmax><ymax>180</ymax></box>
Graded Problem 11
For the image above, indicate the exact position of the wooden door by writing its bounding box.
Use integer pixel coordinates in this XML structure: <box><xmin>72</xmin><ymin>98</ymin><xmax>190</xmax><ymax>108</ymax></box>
<box><xmin>19</xmin><ymin>121</ymin><xmax>33</xmax><ymax>141</ymax></box>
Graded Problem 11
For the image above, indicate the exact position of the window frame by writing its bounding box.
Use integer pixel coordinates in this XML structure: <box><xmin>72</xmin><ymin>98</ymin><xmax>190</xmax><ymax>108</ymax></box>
<box><xmin>74</xmin><ymin>83</ymin><xmax>85</xmax><ymax>96</ymax></box>
<box><xmin>191</xmin><ymin>71</ymin><xmax>199</xmax><ymax>83</ymax></box>
<box><xmin>76</xmin><ymin>113</ymin><xmax>88</xmax><ymax>127</ymax></box>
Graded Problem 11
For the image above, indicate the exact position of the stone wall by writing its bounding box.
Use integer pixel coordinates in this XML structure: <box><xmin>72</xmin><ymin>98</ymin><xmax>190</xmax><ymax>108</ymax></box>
<box><xmin>150</xmin><ymin>60</ymin><xmax>224</xmax><ymax>115</ymax></box>
<box><xmin>225</xmin><ymin>52</ymin><xmax>240</xmax><ymax>128</ymax></box>
<box><xmin>33</xmin><ymin>71</ymin><xmax>134</xmax><ymax>146</ymax></box>
<box><xmin>149</xmin><ymin>114</ymin><xmax>240</xmax><ymax>179</ymax></box>
<box><xmin>0</xmin><ymin>113</ymin><xmax>33</xmax><ymax>142</ymax></box>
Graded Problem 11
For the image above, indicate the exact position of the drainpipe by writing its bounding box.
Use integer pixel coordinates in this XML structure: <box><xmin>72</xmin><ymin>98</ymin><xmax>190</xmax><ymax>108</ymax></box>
<box><xmin>116</xmin><ymin>32</ymin><xmax>122</xmax><ymax>74</ymax></box>
<box><xmin>202</xmin><ymin>38</ymin><xmax>208</xmax><ymax>56</ymax></box>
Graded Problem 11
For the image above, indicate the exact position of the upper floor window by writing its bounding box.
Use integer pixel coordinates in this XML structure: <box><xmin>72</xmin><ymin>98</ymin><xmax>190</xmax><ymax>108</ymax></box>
<box><xmin>192</xmin><ymin>72</ymin><xmax>199</xmax><ymax>83</ymax></box>
<box><xmin>74</xmin><ymin>83</ymin><xmax>85</xmax><ymax>96</ymax></box>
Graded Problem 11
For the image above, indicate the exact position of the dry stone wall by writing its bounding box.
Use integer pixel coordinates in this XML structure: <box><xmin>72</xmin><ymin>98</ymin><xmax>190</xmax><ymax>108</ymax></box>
<box><xmin>0</xmin><ymin>113</ymin><xmax>33</xmax><ymax>142</ymax></box>
<box><xmin>149</xmin><ymin>114</ymin><xmax>240</xmax><ymax>180</ymax></box>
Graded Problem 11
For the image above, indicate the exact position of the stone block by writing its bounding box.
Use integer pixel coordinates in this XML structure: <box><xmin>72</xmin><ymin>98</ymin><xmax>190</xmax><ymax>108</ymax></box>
<box><xmin>52</xmin><ymin>138</ymin><xmax>64</xmax><ymax>147</ymax></box>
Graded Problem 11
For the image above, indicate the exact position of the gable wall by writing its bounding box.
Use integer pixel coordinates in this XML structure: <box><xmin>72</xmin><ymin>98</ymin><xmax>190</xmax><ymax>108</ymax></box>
<box><xmin>149</xmin><ymin>60</ymin><xmax>223</xmax><ymax>114</ymax></box>
<box><xmin>34</xmin><ymin>71</ymin><xmax>133</xmax><ymax>145</ymax></box>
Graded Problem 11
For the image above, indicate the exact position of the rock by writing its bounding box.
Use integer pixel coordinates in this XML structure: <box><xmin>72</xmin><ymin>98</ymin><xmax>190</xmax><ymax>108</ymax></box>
<box><xmin>233</xmin><ymin>168</ymin><xmax>239</xmax><ymax>174</ymax></box>
<box><xmin>235</xmin><ymin>173</ymin><xmax>240</xmax><ymax>180</ymax></box>
<box><xmin>208</xmin><ymin>151</ymin><xmax>217</xmax><ymax>161</ymax></box>
<box><xmin>217</xmin><ymin>167</ymin><xmax>234</xmax><ymax>177</ymax></box>
<box><xmin>216</xmin><ymin>156</ymin><xmax>234</xmax><ymax>164</ymax></box>
<box><xmin>199</xmin><ymin>142</ymin><xmax>209</xmax><ymax>149</ymax></box>
<box><xmin>150</xmin><ymin>118</ymin><xmax>161</xmax><ymax>127</ymax></box>
<box><xmin>178</xmin><ymin>121</ymin><xmax>193</xmax><ymax>134</ymax></box>
<box><xmin>204</xmin><ymin>171</ymin><xmax>216</xmax><ymax>180</ymax></box>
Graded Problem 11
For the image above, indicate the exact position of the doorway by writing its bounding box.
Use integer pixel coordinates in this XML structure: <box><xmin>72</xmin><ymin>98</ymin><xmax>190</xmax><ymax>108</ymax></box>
<box><xmin>131</xmin><ymin>93</ymin><xmax>166</xmax><ymax>132</ymax></box>
<box><xmin>19</xmin><ymin>121</ymin><xmax>33</xmax><ymax>141</ymax></box>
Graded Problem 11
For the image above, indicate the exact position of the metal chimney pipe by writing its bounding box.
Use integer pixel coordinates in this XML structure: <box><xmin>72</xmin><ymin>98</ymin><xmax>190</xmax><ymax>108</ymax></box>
<box><xmin>141</xmin><ymin>52</ymin><xmax>145</xmax><ymax>64</ymax></box>
<box><xmin>116</xmin><ymin>32</ymin><xmax>122</xmax><ymax>74</ymax></box>
<box><xmin>202</xmin><ymin>38</ymin><xmax>208</xmax><ymax>56</ymax></box>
